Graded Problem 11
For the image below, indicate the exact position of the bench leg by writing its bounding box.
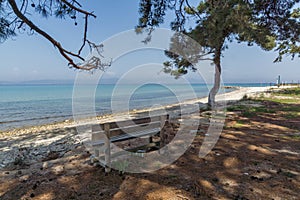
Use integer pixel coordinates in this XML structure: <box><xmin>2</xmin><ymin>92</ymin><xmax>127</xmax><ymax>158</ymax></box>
<box><xmin>159</xmin><ymin>130</ymin><xmax>165</xmax><ymax>154</ymax></box>
<box><xmin>149</xmin><ymin>136</ymin><xmax>153</xmax><ymax>143</ymax></box>
<box><xmin>94</xmin><ymin>149</ymin><xmax>100</xmax><ymax>157</ymax></box>
<box><xmin>104</xmin><ymin>138</ymin><xmax>111</xmax><ymax>173</ymax></box>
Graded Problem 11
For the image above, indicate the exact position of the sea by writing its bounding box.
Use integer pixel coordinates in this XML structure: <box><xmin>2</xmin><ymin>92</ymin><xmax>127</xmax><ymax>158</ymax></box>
<box><xmin>0</xmin><ymin>83</ymin><xmax>271</xmax><ymax>131</ymax></box>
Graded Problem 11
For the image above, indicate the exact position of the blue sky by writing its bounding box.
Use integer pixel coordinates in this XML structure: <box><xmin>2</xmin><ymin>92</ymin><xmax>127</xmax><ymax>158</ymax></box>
<box><xmin>0</xmin><ymin>0</ymin><xmax>299</xmax><ymax>84</ymax></box>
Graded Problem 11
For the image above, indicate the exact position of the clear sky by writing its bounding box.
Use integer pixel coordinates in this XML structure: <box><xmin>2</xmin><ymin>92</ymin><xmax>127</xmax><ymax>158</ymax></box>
<box><xmin>0</xmin><ymin>0</ymin><xmax>299</xmax><ymax>84</ymax></box>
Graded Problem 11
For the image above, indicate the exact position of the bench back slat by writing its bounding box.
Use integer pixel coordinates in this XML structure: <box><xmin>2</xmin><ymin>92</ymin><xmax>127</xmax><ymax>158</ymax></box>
<box><xmin>92</xmin><ymin>115</ymin><xmax>163</xmax><ymax>131</ymax></box>
<box><xmin>110</xmin><ymin>121</ymin><xmax>161</xmax><ymax>138</ymax></box>
<box><xmin>91</xmin><ymin>114</ymin><xmax>168</xmax><ymax>143</ymax></box>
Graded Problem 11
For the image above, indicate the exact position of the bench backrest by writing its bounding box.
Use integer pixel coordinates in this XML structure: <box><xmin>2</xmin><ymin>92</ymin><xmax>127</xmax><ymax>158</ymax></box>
<box><xmin>91</xmin><ymin>114</ymin><xmax>168</xmax><ymax>142</ymax></box>
<box><xmin>90</xmin><ymin>114</ymin><xmax>169</xmax><ymax>172</ymax></box>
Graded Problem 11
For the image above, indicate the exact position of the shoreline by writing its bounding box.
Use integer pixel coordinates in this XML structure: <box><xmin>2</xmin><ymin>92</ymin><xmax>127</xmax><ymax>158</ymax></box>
<box><xmin>0</xmin><ymin>86</ymin><xmax>278</xmax><ymax>138</ymax></box>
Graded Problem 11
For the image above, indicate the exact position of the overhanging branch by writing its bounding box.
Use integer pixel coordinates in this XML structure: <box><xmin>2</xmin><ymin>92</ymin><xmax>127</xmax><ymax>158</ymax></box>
<box><xmin>7</xmin><ymin>0</ymin><xmax>105</xmax><ymax>70</ymax></box>
<box><xmin>60</xmin><ymin>0</ymin><xmax>96</xmax><ymax>18</ymax></box>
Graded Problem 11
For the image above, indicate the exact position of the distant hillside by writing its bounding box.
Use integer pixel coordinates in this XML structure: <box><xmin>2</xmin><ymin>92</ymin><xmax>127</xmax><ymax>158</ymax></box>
<box><xmin>0</xmin><ymin>81</ymin><xmax>14</xmax><ymax>85</ymax></box>
<box><xmin>0</xmin><ymin>80</ymin><xmax>74</xmax><ymax>85</ymax></box>
<box><xmin>0</xmin><ymin>78</ymin><xmax>121</xmax><ymax>85</ymax></box>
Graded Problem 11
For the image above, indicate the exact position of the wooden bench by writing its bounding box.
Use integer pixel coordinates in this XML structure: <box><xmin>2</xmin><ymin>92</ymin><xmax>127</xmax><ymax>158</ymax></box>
<box><xmin>90</xmin><ymin>114</ymin><xmax>169</xmax><ymax>172</ymax></box>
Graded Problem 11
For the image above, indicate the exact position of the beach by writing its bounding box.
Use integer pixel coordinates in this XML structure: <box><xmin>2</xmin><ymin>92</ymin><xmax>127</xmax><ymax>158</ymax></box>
<box><xmin>0</xmin><ymin>86</ymin><xmax>279</xmax><ymax>169</ymax></box>
<box><xmin>0</xmin><ymin>86</ymin><xmax>272</xmax><ymax>137</ymax></box>
<box><xmin>0</xmin><ymin>85</ymin><xmax>299</xmax><ymax>199</ymax></box>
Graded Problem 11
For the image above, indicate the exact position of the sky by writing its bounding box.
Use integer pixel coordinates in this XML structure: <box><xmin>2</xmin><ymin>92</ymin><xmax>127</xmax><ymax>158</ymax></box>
<box><xmin>0</xmin><ymin>0</ymin><xmax>299</xmax><ymax>84</ymax></box>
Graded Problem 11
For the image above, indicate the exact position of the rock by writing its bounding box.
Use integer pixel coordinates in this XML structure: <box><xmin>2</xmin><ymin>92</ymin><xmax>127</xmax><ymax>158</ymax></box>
<box><xmin>250</xmin><ymin>172</ymin><xmax>271</xmax><ymax>181</ymax></box>
<box><xmin>212</xmin><ymin>178</ymin><xmax>219</xmax><ymax>182</ymax></box>
<box><xmin>32</xmin><ymin>183</ymin><xmax>38</xmax><ymax>190</ymax></box>
<box><xmin>234</xmin><ymin>194</ymin><xmax>249</xmax><ymax>200</ymax></box>
<box><xmin>42</xmin><ymin>161</ymin><xmax>53</xmax><ymax>170</ymax></box>
<box><xmin>19</xmin><ymin>175</ymin><xmax>29</xmax><ymax>182</ymax></box>
<box><xmin>0</xmin><ymin>130</ymin><xmax>81</xmax><ymax>172</ymax></box>
<box><xmin>43</xmin><ymin>151</ymin><xmax>60</xmax><ymax>161</ymax></box>
<box><xmin>14</xmin><ymin>156</ymin><xmax>25</xmax><ymax>166</ymax></box>
<box><xmin>52</xmin><ymin>165</ymin><xmax>64</xmax><ymax>175</ymax></box>
<box><xmin>31</xmin><ymin>150</ymin><xmax>40</xmax><ymax>156</ymax></box>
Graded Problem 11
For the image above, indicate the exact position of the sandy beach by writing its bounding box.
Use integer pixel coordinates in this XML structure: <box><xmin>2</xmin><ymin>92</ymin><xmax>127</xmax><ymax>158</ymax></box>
<box><xmin>0</xmin><ymin>86</ymin><xmax>274</xmax><ymax>135</ymax></box>
<box><xmin>0</xmin><ymin>86</ymin><xmax>278</xmax><ymax>169</ymax></box>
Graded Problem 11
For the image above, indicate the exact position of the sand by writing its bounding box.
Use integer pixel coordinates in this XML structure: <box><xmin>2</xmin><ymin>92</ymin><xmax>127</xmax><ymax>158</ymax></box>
<box><xmin>0</xmin><ymin>86</ymin><xmax>274</xmax><ymax>169</ymax></box>
<box><xmin>0</xmin><ymin>86</ymin><xmax>275</xmax><ymax>136</ymax></box>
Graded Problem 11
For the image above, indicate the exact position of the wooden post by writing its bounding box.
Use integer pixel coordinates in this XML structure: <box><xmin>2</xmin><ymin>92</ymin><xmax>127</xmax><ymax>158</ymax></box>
<box><xmin>94</xmin><ymin>149</ymin><xmax>100</xmax><ymax>158</ymax></box>
<box><xmin>149</xmin><ymin>136</ymin><xmax>153</xmax><ymax>144</ymax></box>
<box><xmin>104</xmin><ymin>123</ymin><xmax>111</xmax><ymax>173</ymax></box>
<box><xmin>91</xmin><ymin>130</ymin><xmax>100</xmax><ymax>158</ymax></box>
<box><xmin>159</xmin><ymin>115</ymin><xmax>168</xmax><ymax>154</ymax></box>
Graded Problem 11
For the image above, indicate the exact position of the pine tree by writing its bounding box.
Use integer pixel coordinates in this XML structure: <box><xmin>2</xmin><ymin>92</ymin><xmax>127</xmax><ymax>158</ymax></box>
<box><xmin>138</xmin><ymin>0</ymin><xmax>300</xmax><ymax>108</ymax></box>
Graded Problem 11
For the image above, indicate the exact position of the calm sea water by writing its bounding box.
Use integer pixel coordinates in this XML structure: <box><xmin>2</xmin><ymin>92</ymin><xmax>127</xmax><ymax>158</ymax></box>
<box><xmin>0</xmin><ymin>83</ymin><xmax>269</xmax><ymax>131</ymax></box>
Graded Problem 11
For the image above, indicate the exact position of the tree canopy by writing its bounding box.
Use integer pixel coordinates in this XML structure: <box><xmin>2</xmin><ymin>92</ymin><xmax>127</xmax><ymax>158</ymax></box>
<box><xmin>137</xmin><ymin>0</ymin><xmax>300</xmax><ymax>107</ymax></box>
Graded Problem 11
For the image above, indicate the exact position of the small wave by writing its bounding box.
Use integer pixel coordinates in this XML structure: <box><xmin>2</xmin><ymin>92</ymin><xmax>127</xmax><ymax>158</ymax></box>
<box><xmin>0</xmin><ymin>114</ymin><xmax>74</xmax><ymax>125</ymax></box>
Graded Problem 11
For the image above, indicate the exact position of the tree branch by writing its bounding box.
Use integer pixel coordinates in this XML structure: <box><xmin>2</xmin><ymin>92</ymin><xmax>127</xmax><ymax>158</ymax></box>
<box><xmin>185</xmin><ymin>0</ymin><xmax>202</xmax><ymax>20</ymax></box>
<box><xmin>77</xmin><ymin>14</ymin><xmax>88</xmax><ymax>55</ymax></box>
<box><xmin>60</xmin><ymin>0</ymin><xmax>96</xmax><ymax>18</ymax></box>
<box><xmin>199</xmin><ymin>58</ymin><xmax>213</xmax><ymax>61</ymax></box>
<box><xmin>7</xmin><ymin>0</ymin><xmax>103</xmax><ymax>70</ymax></box>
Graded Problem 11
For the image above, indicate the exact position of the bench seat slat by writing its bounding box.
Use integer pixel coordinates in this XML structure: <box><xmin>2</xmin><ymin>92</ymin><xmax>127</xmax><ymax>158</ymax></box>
<box><xmin>109</xmin><ymin>121</ymin><xmax>161</xmax><ymax>137</ymax></box>
<box><xmin>91</xmin><ymin>127</ymin><xmax>160</xmax><ymax>146</ymax></box>
<box><xmin>91</xmin><ymin>115</ymin><xmax>163</xmax><ymax>131</ymax></box>
<box><xmin>91</xmin><ymin>121</ymin><xmax>161</xmax><ymax>141</ymax></box>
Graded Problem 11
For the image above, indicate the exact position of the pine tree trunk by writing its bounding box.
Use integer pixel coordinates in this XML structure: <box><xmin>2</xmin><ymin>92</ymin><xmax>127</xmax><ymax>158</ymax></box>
<box><xmin>208</xmin><ymin>48</ymin><xmax>222</xmax><ymax>108</ymax></box>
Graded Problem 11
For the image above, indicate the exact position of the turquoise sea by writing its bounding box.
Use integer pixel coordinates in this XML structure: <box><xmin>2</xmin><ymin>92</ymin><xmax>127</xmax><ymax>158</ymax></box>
<box><xmin>0</xmin><ymin>83</ymin><xmax>271</xmax><ymax>131</ymax></box>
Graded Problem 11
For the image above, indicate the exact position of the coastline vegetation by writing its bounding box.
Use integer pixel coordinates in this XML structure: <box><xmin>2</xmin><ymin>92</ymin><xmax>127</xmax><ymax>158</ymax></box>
<box><xmin>226</xmin><ymin>87</ymin><xmax>300</xmax><ymax>131</ymax></box>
